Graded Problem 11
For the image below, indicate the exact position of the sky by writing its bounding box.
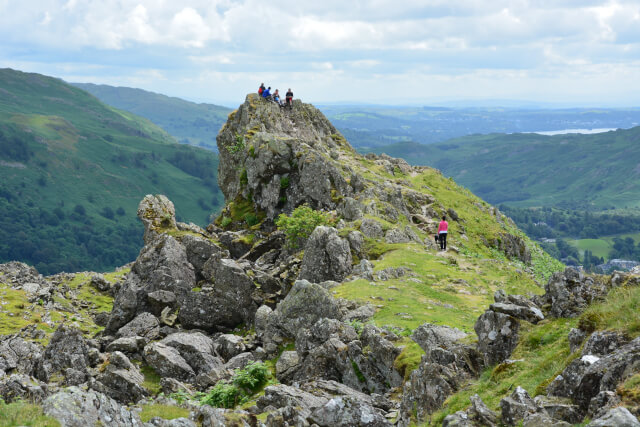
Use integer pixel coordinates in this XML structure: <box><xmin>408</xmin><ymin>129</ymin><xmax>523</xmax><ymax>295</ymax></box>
<box><xmin>1</xmin><ymin>0</ymin><xmax>640</xmax><ymax>107</ymax></box>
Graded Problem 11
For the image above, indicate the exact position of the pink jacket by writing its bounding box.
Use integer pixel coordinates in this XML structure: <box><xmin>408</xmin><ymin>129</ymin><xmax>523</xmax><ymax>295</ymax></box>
<box><xmin>438</xmin><ymin>220</ymin><xmax>448</xmax><ymax>233</ymax></box>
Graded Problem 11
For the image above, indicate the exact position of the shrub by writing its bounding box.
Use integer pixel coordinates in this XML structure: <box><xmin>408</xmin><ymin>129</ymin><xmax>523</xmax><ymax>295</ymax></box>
<box><xmin>244</xmin><ymin>213</ymin><xmax>259</xmax><ymax>227</ymax></box>
<box><xmin>199</xmin><ymin>383</ymin><xmax>243</xmax><ymax>408</ymax></box>
<box><xmin>233</xmin><ymin>362</ymin><xmax>269</xmax><ymax>391</ymax></box>
<box><xmin>280</xmin><ymin>176</ymin><xmax>290</xmax><ymax>189</ymax></box>
<box><xmin>275</xmin><ymin>204</ymin><xmax>335</xmax><ymax>248</ymax></box>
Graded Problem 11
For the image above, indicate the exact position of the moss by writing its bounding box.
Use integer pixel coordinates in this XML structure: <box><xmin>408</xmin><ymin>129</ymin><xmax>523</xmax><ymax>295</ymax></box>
<box><xmin>394</xmin><ymin>339</ymin><xmax>425</xmax><ymax>381</ymax></box>
<box><xmin>618</xmin><ymin>373</ymin><xmax>640</xmax><ymax>406</ymax></box>
<box><xmin>280</xmin><ymin>176</ymin><xmax>290</xmax><ymax>189</ymax></box>
<box><xmin>139</xmin><ymin>404</ymin><xmax>190</xmax><ymax>422</ymax></box>
<box><xmin>351</xmin><ymin>360</ymin><xmax>366</xmax><ymax>383</ymax></box>
<box><xmin>141</xmin><ymin>365</ymin><xmax>162</xmax><ymax>395</ymax></box>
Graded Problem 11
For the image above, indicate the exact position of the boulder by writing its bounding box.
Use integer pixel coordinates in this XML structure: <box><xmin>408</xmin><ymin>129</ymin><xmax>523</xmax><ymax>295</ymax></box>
<box><xmin>587</xmin><ymin>390</ymin><xmax>621</xmax><ymax>419</ymax></box>
<box><xmin>309</xmin><ymin>396</ymin><xmax>391</xmax><ymax>427</ymax></box>
<box><xmin>500</xmin><ymin>386</ymin><xmax>538</xmax><ymax>426</ymax></box>
<box><xmin>0</xmin><ymin>335</ymin><xmax>43</xmax><ymax>376</ymax></box>
<box><xmin>256</xmin><ymin>383</ymin><xmax>329</xmax><ymax>420</ymax></box>
<box><xmin>411</xmin><ymin>323</ymin><xmax>467</xmax><ymax>352</ymax></box>
<box><xmin>338</xmin><ymin>197</ymin><xmax>364</xmax><ymax>221</ymax></box>
<box><xmin>137</xmin><ymin>194</ymin><xmax>176</xmax><ymax>242</ymax></box>
<box><xmin>469</xmin><ymin>393</ymin><xmax>498</xmax><ymax>426</ymax></box>
<box><xmin>43</xmin><ymin>386</ymin><xmax>144</xmax><ymax>427</ymax></box>
<box><xmin>522</xmin><ymin>412</ymin><xmax>571</xmax><ymax>427</ymax></box>
<box><xmin>36</xmin><ymin>325</ymin><xmax>90</xmax><ymax>385</ymax></box>
<box><xmin>587</xmin><ymin>407</ymin><xmax>640</xmax><ymax>426</ymax></box>
<box><xmin>161</xmin><ymin>332</ymin><xmax>222</xmax><ymax>374</ymax></box>
<box><xmin>178</xmin><ymin>258</ymin><xmax>257</xmax><ymax>331</ymax></box>
<box><xmin>213</xmin><ymin>334</ymin><xmax>247</xmax><ymax>361</ymax></box>
<box><xmin>582</xmin><ymin>330</ymin><xmax>629</xmax><ymax>356</ymax></box>
<box><xmin>547</xmin><ymin>355</ymin><xmax>600</xmax><ymax>398</ymax></box>
<box><xmin>442</xmin><ymin>411</ymin><xmax>472</xmax><ymax>427</ymax></box>
<box><xmin>360</xmin><ymin>218</ymin><xmax>384</xmax><ymax>239</ymax></box>
<box><xmin>94</xmin><ymin>351</ymin><xmax>146</xmax><ymax>403</ymax></box>
<box><xmin>275</xmin><ymin>351</ymin><xmax>301</xmax><ymax>384</ymax></box>
<box><xmin>0</xmin><ymin>373</ymin><xmax>47</xmax><ymax>403</ymax></box>
<box><xmin>143</xmin><ymin>342</ymin><xmax>195</xmax><ymax>382</ymax></box>
<box><xmin>543</xmin><ymin>268</ymin><xmax>608</xmax><ymax>318</ymax></box>
<box><xmin>106</xmin><ymin>336</ymin><xmax>147</xmax><ymax>355</ymax></box>
<box><xmin>116</xmin><ymin>312</ymin><xmax>160</xmax><ymax>340</ymax></box>
<box><xmin>180</xmin><ymin>234</ymin><xmax>226</xmax><ymax>276</ymax></box>
<box><xmin>299</xmin><ymin>226</ymin><xmax>352</xmax><ymax>283</ymax></box>
<box><xmin>489</xmin><ymin>302</ymin><xmax>544</xmax><ymax>324</ymax></box>
<box><xmin>474</xmin><ymin>310</ymin><xmax>520</xmax><ymax>366</ymax></box>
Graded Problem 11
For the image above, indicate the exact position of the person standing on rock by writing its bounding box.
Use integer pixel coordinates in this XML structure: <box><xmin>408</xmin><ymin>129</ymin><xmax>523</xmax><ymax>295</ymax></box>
<box><xmin>286</xmin><ymin>88</ymin><xmax>293</xmax><ymax>108</ymax></box>
<box><xmin>258</xmin><ymin>83</ymin><xmax>265</xmax><ymax>95</ymax></box>
<box><xmin>438</xmin><ymin>215</ymin><xmax>448</xmax><ymax>250</ymax></box>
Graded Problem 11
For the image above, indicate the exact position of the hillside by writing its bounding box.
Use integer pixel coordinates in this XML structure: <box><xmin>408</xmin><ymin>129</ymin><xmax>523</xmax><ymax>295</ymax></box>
<box><xmin>370</xmin><ymin>126</ymin><xmax>640</xmax><ymax>210</ymax></box>
<box><xmin>74</xmin><ymin>83</ymin><xmax>232</xmax><ymax>151</ymax></box>
<box><xmin>1</xmin><ymin>94</ymin><xmax>638</xmax><ymax>427</ymax></box>
<box><xmin>0</xmin><ymin>68</ymin><xmax>224</xmax><ymax>274</ymax></box>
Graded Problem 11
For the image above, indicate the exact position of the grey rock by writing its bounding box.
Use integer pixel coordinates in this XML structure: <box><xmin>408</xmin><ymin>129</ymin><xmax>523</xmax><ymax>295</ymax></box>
<box><xmin>411</xmin><ymin>323</ymin><xmax>467</xmax><ymax>353</ymax></box>
<box><xmin>254</xmin><ymin>305</ymin><xmax>273</xmax><ymax>339</ymax></box>
<box><xmin>442</xmin><ymin>411</ymin><xmax>472</xmax><ymax>427</ymax></box>
<box><xmin>257</xmin><ymin>383</ymin><xmax>329</xmax><ymax>419</ymax></box>
<box><xmin>500</xmin><ymin>386</ymin><xmax>538</xmax><ymax>426</ymax></box>
<box><xmin>574</xmin><ymin>337</ymin><xmax>640</xmax><ymax>409</ymax></box>
<box><xmin>547</xmin><ymin>355</ymin><xmax>600</xmax><ymax>398</ymax></box>
<box><xmin>162</xmin><ymin>332</ymin><xmax>222</xmax><ymax>374</ymax></box>
<box><xmin>360</xmin><ymin>218</ymin><xmax>384</xmax><ymax>239</ymax></box>
<box><xmin>582</xmin><ymin>330</ymin><xmax>629</xmax><ymax>356</ymax></box>
<box><xmin>180</xmin><ymin>234</ymin><xmax>225</xmax><ymax>276</ymax></box>
<box><xmin>347</xmin><ymin>230</ymin><xmax>365</xmax><ymax>259</ymax></box>
<box><xmin>569</xmin><ymin>328</ymin><xmax>587</xmax><ymax>353</ymax></box>
<box><xmin>116</xmin><ymin>312</ymin><xmax>160</xmax><ymax>340</ymax></box>
<box><xmin>195</xmin><ymin>406</ymin><xmax>256</xmax><ymax>427</ymax></box>
<box><xmin>474</xmin><ymin>310</ymin><xmax>520</xmax><ymax>366</ymax></box>
<box><xmin>339</xmin><ymin>197</ymin><xmax>364</xmax><ymax>221</ymax></box>
<box><xmin>469</xmin><ymin>393</ymin><xmax>498</xmax><ymax>426</ymax></box>
<box><xmin>0</xmin><ymin>335</ymin><xmax>43</xmax><ymax>376</ymax></box>
<box><xmin>179</xmin><ymin>258</ymin><xmax>257</xmax><ymax>331</ymax></box>
<box><xmin>587</xmin><ymin>391</ymin><xmax>621</xmax><ymax>419</ymax></box>
<box><xmin>494</xmin><ymin>232</ymin><xmax>531</xmax><ymax>264</ymax></box>
<box><xmin>489</xmin><ymin>302</ymin><xmax>544</xmax><ymax>324</ymax></box>
<box><xmin>587</xmin><ymin>407</ymin><xmax>640</xmax><ymax>426</ymax></box>
<box><xmin>0</xmin><ymin>373</ymin><xmax>47</xmax><ymax>403</ymax></box>
<box><xmin>94</xmin><ymin>351</ymin><xmax>146</xmax><ymax>403</ymax></box>
<box><xmin>144</xmin><ymin>342</ymin><xmax>195</xmax><ymax>381</ymax></box>
<box><xmin>138</xmin><ymin>194</ymin><xmax>177</xmax><ymax>243</ymax></box>
<box><xmin>90</xmin><ymin>274</ymin><xmax>110</xmax><ymax>292</ymax></box>
<box><xmin>384</xmin><ymin>227</ymin><xmax>413</xmax><ymax>244</ymax></box>
<box><xmin>299</xmin><ymin>226</ymin><xmax>352</xmax><ymax>283</ymax></box>
<box><xmin>148</xmin><ymin>417</ymin><xmax>196</xmax><ymax>427</ymax></box>
<box><xmin>106</xmin><ymin>336</ymin><xmax>147</xmax><ymax>354</ymax></box>
<box><xmin>275</xmin><ymin>351</ymin><xmax>301</xmax><ymax>383</ymax></box>
<box><xmin>447</xmin><ymin>208</ymin><xmax>459</xmax><ymax>221</ymax></box>
<box><xmin>353</xmin><ymin>259</ymin><xmax>374</xmax><ymax>281</ymax></box>
<box><xmin>147</xmin><ymin>290</ymin><xmax>177</xmax><ymax>313</ymax></box>
<box><xmin>212</xmin><ymin>334</ymin><xmax>246</xmax><ymax>361</ymax></box>
<box><xmin>309</xmin><ymin>396</ymin><xmax>391</xmax><ymax>427</ymax></box>
<box><xmin>343</xmin><ymin>304</ymin><xmax>376</xmax><ymax>322</ymax></box>
<box><xmin>543</xmin><ymin>267</ymin><xmax>608</xmax><ymax>318</ymax></box>
<box><xmin>224</xmin><ymin>352</ymin><xmax>256</xmax><ymax>370</ymax></box>
<box><xmin>522</xmin><ymin>412</ymin><xmax>571</xmax><ymax>427</ymax></box>
<box><xmin>37</xmin><ymin>325</ymin><xmax>90</xmax><ymax>385</ymax></box>
<box><xmin>43</xmin><ymin>386</ymin><xmax>144</xmax><ymax>427</ymax></box>
<box><xmin>534</xmin><ymin>396</ymin><xmax>582</xmax><ymax>424</ymax></box>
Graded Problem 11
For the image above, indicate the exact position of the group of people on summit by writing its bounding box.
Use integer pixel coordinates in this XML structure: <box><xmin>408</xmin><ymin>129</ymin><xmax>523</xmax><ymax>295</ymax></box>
<box><xmin>258</xmin><ymin>83</ymin><xmax>293</xmax><ymax>108</ymax></box>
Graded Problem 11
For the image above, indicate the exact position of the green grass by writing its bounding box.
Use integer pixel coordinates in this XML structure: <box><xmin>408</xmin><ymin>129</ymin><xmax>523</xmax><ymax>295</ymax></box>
<box><xmin>578</xmin><ymin>282</ymin><xmax>640</xmax><ymax>337</ymax></box>
<box><xmin>139</xmin><ymin>404</ymin><xmax>190</xmax><ymax>422</ymax></box>
<box><xmin>141</xmin><ymin>365</ymin><xmax>162</xmax><ymax>395</ymax></box>
<box><xmin>0</xmin><ymin>400</ymin><xmax>60</xmax><ymax>426</ymax></box>
<box><xmin>568</xmin><ymin>231</ymin><xmax>640</xmax><ymax>260</ymax></box>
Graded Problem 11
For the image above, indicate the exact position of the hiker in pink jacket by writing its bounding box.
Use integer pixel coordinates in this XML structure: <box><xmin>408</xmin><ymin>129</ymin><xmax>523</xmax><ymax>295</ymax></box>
<box><xmin>438</xmin><ymin>216</ymin><xmax>448</xmax><ymax>250</ymax></box>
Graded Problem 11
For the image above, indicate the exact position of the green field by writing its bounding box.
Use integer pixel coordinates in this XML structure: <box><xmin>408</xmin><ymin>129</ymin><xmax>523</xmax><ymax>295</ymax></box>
<box><xmin>568</xmin><ymin>231</ymin><xmax>640</xmax><ymax>259</ymax></box>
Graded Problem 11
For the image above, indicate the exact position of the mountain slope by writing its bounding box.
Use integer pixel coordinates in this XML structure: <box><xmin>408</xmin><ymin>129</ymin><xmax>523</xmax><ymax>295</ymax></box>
<box><xmin>0</xmin><ymin>68</ymin><xmax>223</xmax><ymax>274</ymax></box>
<box><xmin>73</xmin><ymin>83</ymin><xmax>232</xmax><ymax>151</ymax></box>
<box><xmin>371</xmin><ymin>127</ymin><xmax>640</xmax><ymax>209</ymax></box>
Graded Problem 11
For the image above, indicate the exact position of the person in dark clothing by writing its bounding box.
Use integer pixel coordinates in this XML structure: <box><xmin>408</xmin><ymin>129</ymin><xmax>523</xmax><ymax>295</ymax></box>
<box><xmin>258</xmin><ymin>83</ymin><xmax>265</xmax><ymax>95</ymax></box>
<box><xmin>273</xmin><ymin>89</ymin><xmax>283</xmax><ymax>106</ymax></box>
<box><xmin>262</xmin><ymin>87</ymin><xmax>272</xmax><ymax>100</ymax></box>
<box><xmin>285</xmin><ymin>88</ymin><xmax>293</xmax><ymax>107</ymax></box>
<box><xmin>438</xmin><ymin>215</ymin><xmax>448</xmax><ymax>250</ymax></box>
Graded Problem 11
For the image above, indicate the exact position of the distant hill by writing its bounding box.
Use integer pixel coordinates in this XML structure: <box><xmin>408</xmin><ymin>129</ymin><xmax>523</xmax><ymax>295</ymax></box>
<box><xmin>0</xmin><ymin>68</ymin><xmax>223</xmax><ymax>274</ymax></box>
<box><xmin>370</xmin><ymin>127</ymin><xmax>640</xmax><ymax>209</ymax></box>
<box><xmin>73</xmin><ymin>83</ymin><xmax>232</xmax><ymax>151</ymax></box>
<box><xmin>319</xmin><ymin>105</ymin><xmax>640</xmax><ymax>150</ymax></box>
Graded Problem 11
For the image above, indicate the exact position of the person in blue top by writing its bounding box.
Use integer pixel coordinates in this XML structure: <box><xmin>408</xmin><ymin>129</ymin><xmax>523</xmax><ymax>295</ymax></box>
<box><xmin>262</xmin><ymin>86</ymin><xmax>271</xmax><ymax>98</ymax></box>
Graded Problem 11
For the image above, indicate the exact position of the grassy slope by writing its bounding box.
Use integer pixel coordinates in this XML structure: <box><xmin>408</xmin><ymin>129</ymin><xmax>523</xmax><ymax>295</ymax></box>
<box><xmin>73</xmin><ymin>83</ymin><xmax>232</xmax><ymax>151</ymax></box>
<box><xmin>0</xmin><ymin>68</ymin><xmax>223</xmax><ymax>274</ymax></box>
<box><xmin>332</xmin><ymin>159</ymin><xmax>563</xmax><ymax>386</ymax></box>
<box><xmin>370</xmin><ymin>127</ymin><xmax>640</xmax><ymax>209</ymax></box>
<box><xmin>429</xmin><ymin>276</ymin><xmax>640</xmax><ymax>425</ymax></box>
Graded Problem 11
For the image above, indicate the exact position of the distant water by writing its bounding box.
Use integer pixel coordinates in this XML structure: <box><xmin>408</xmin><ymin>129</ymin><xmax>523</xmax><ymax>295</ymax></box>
<box><xmin>528</xmin><ymin>128</ymin><xmax>618</xmax><ymax>136</ymax></box>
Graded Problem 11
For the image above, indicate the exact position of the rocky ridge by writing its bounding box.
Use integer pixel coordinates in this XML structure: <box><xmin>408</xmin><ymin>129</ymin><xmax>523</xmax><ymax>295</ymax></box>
<box><xmin>0</xmin><ymin>94</ymin><xmax>637</xmax><ymax>426</ymax></box>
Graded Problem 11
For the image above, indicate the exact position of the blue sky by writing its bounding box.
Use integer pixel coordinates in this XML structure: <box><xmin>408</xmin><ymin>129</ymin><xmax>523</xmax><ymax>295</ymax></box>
<box><xmin>1</xmin><ymin>0</ymin><xmax>640</xmax><ymax>107</ymax></box>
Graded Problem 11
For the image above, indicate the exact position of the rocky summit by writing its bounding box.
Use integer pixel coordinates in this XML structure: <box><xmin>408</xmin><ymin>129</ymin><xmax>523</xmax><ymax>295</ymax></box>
<box><xmin>1</xmin><ymin>94</ymin><xmax>639</xmax><ymax>426</ymax></box>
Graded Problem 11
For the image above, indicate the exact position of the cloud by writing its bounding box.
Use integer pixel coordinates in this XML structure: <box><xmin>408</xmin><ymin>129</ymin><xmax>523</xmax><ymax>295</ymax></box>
<box><xmin>0</xmin><ymin>0</ymin><xmax>639</xmax><ymax>105</ymax></box>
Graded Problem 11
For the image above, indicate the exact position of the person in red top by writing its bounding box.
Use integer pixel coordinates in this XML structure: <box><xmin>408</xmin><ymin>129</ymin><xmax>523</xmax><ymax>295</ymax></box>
<box><xmin>438</xmin><ymin>215</ymin><xmax>448</xmax><ymax>250</ymax></box>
